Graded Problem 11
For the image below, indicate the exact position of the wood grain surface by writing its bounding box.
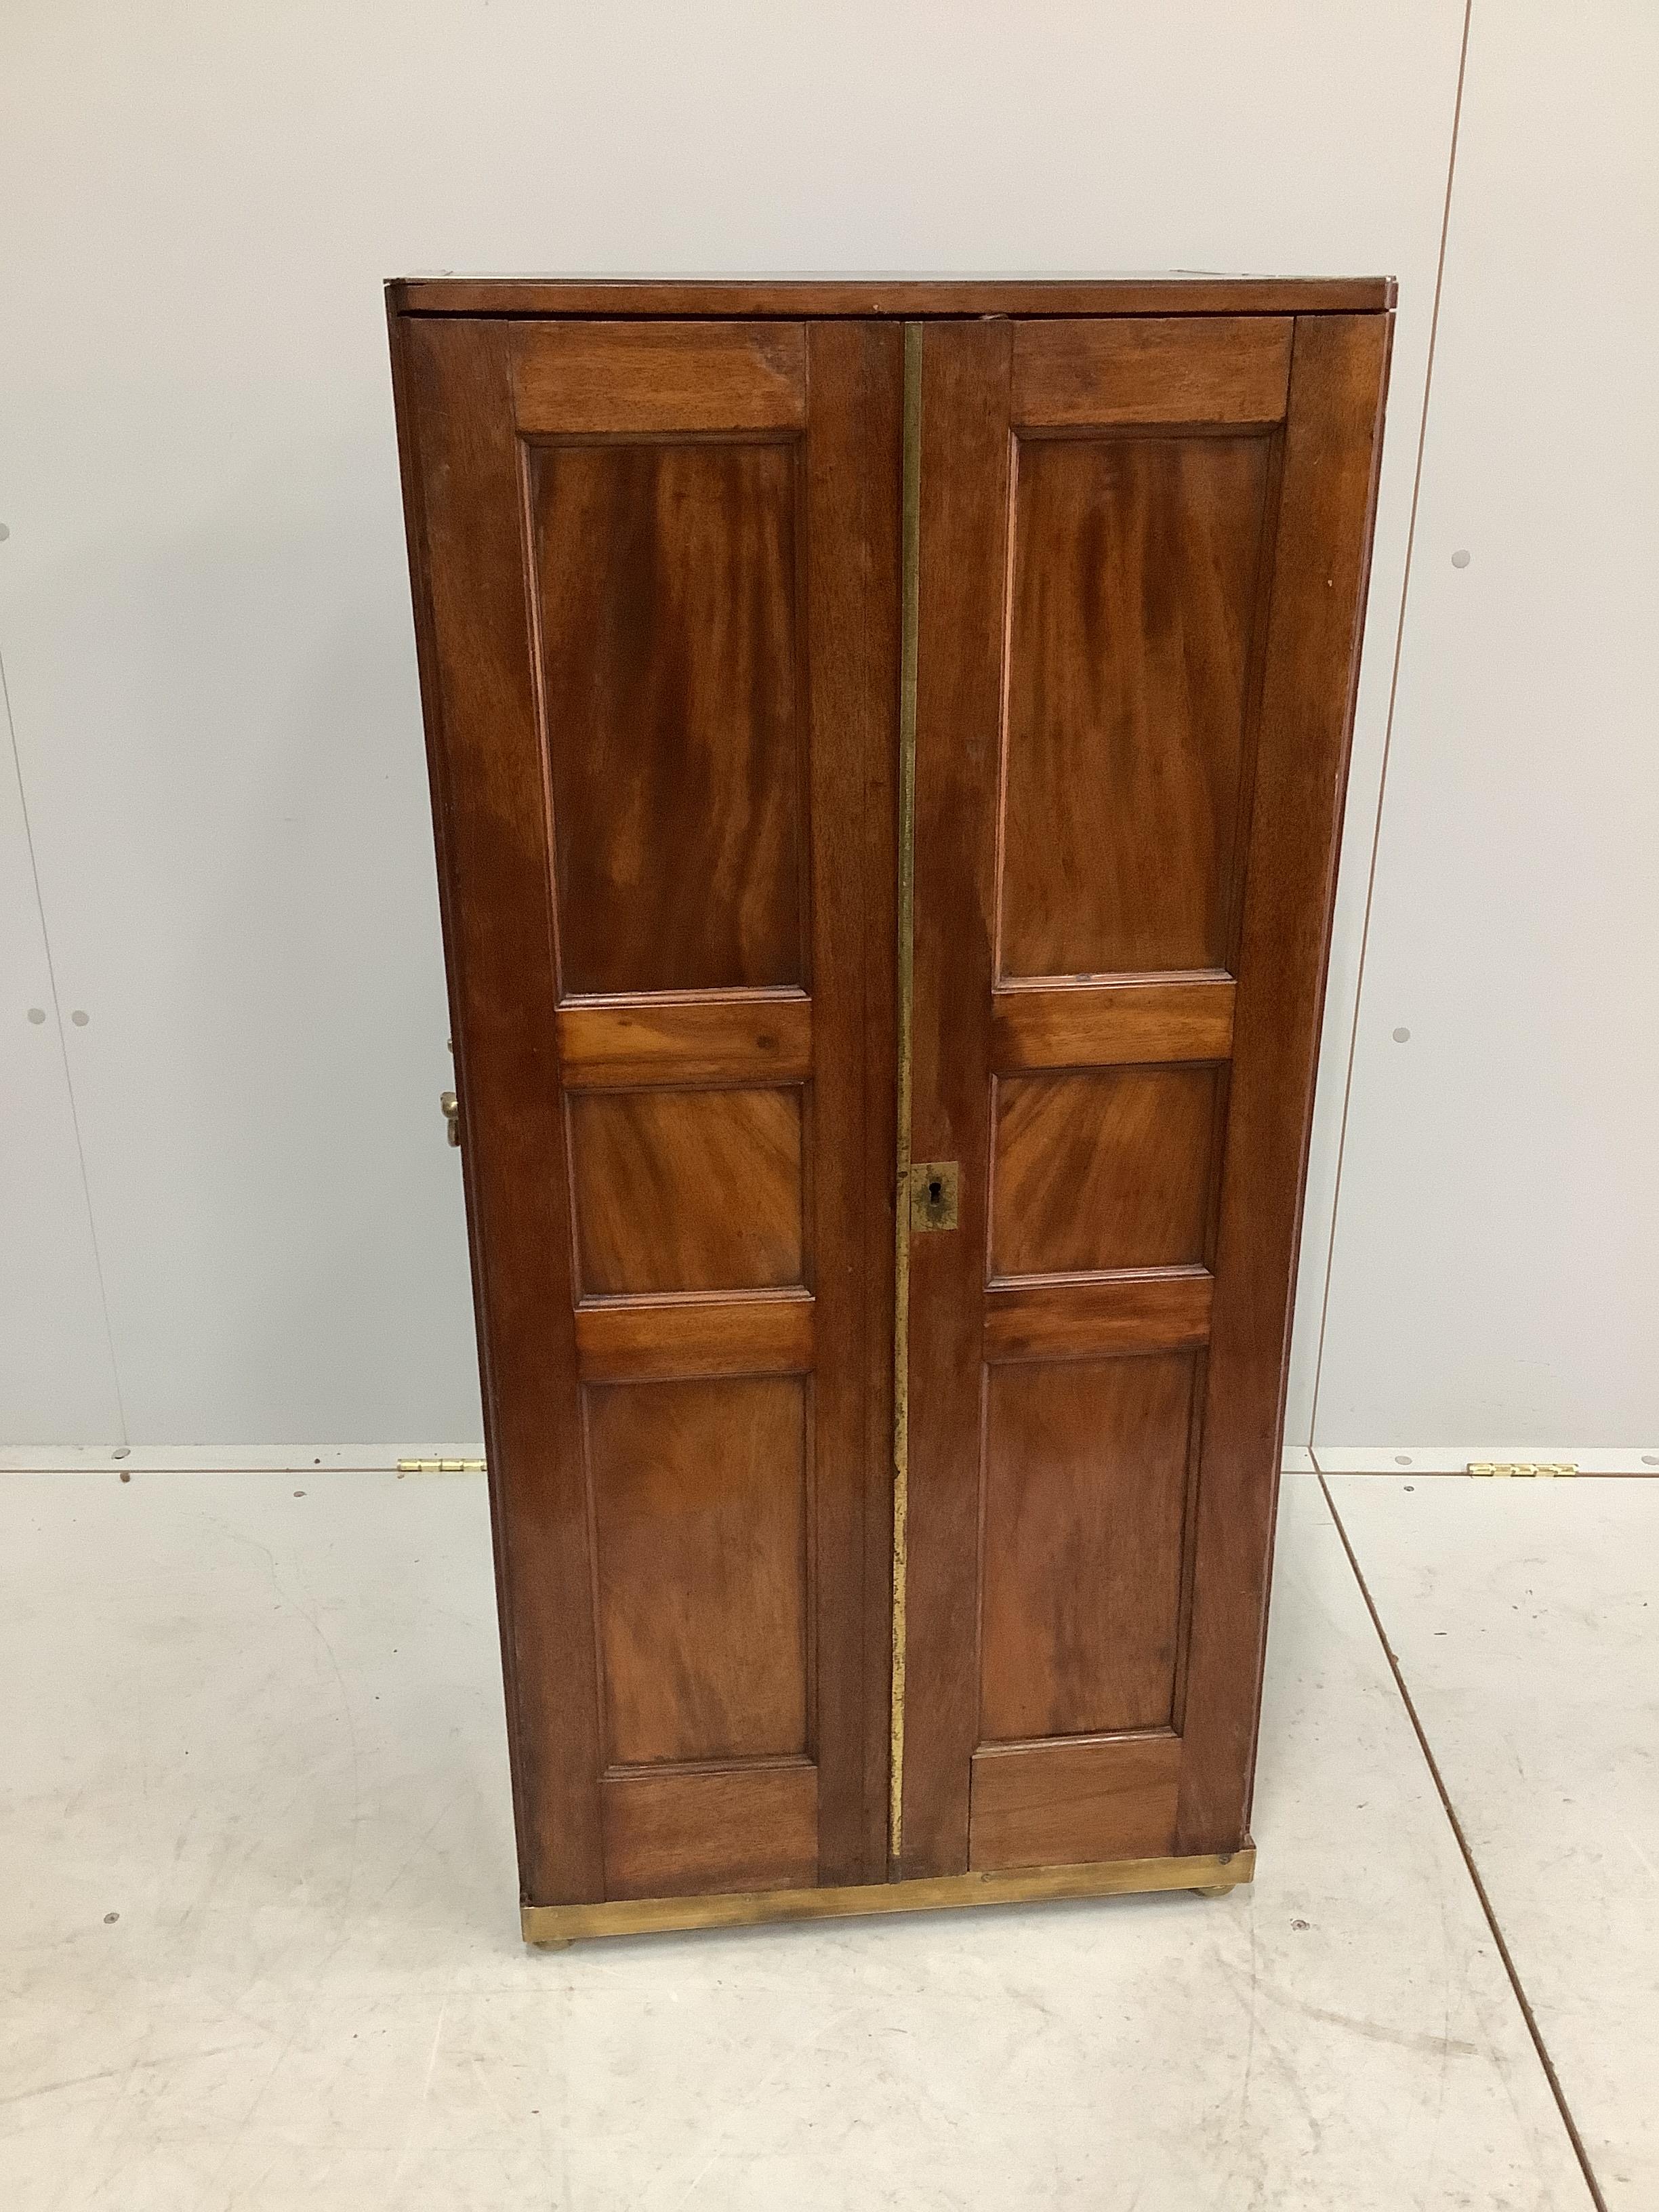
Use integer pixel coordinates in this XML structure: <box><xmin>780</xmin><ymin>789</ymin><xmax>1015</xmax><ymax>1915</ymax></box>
<box><xmin>1012</xmin><ymin>317</ymin><xmax>1292</xmax><ymax>427</ymax></box>
<box><xmin>531</xmin><ymin>434</ymin><xmax>806</xmax><ymax>998</ymax></box>
<box><xmin>393</xmin><ymin>276</ymin><xmax>1395</xmax><ymax>319</ymax></box>
<box><xmin>590</xmin><ymin>1376</ymin><xmax>808</xmax><ymax>1765</ymax></box>
<box><xmin>998</xmin><ymin>432</ymin><xmax>1273</xmax><ymax>979</ymax></box>
<box><xmin>968</xmin><ymin>1734</ymin><xmax>1181</xmax><ymax>1870</ymax></box>
<box><xmin>991</xmin><ymin>976</ymin><xmax>1235</xmax><ymax>1069</ymax></box>
<box><xmin>391</xmin><ymin>287</ymin><xmax>1388</xmax><ymax>1920</ymax></box>
<box><xmin>1174</xmin><ymin>312</ymin><xmax>1393</xmax><ymax>1852</ymax></box>
<box><xmin>991</xmin><ymin>1067</ymin><xmax>1219</xmax><ymax>1277</ymax></box>
<box><xmin>512</xmin><ymin>320</ymin><xmax>806</xmax><ymax>432</ymax></box>
<box><xmin>901</xmin><ymin>306</ymin><xmax>1387</xmax><ymax>1884</ymax></box>
<box><xmin>391</xmin><ymin>307</ymin><xmax>902</xmax><ymax>1907</ymax></box>
<box><xmin>569</xmin><ymin>1086</ymin><xmax>806</xmax><ymax>1295</ymax></box>
<box><xmin>979</xmin><ymin>1355</ymin><xmax>1196</xmax><ymax>1739</ymax></box>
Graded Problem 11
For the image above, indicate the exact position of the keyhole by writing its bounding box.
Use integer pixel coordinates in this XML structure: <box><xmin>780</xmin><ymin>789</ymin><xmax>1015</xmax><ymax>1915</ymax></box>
<box><xmin>928</xmin><ymin>1178</ymin><xmax>942</xmax><ymax>1206</ymax></box>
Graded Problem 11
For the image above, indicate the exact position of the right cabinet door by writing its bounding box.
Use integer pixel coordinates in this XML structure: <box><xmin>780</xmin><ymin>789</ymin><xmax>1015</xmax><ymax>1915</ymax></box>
<box><xmin>900</xmin><ymin>312</ymin><xmax>1389</xmax><ymax>1879</ymax></box>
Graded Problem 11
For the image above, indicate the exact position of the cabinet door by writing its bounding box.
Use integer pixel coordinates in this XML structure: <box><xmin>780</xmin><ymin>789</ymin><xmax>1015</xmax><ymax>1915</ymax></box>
<box><xmin>392</xmin><ymin>317</ymin><xmax>900</xmax><ymax>1905</ymax></box>
<box><xmin>900</xmin><ymin>314</ymin><xmax>1389</xmax><ymax>1877</ymax></box>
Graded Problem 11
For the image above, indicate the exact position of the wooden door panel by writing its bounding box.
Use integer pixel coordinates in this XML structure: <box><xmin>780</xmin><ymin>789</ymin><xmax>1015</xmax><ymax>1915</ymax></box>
<box><xmin>1011</xmin><ymin>318</ymin><xmax>1292</xmax><ymax>428</ymax></box>
<box><xmin>573</xmin><ymin>1290</ymin><xmax>813</xmax><ymax>1384</ymax></box>
<box><xmin>602</xmin><ymin>1762</ymin><xmax>819</xmax><ymax>1902</ymax></box>
<box><xmin>392</xmin><ymin>313</ymin><xmax>900</xmax><ymax>1905</ymax></box>
<box><xmin>569</xmin><ymin>1085</ymin><xmax>806</xmax><ymax>1295</ymax></box>
<box><xmin>531</xmin><ymin>436</ymin><xmax>806</xmax><ymax>996</ymax></box>
<box><xmin>902</xmin><ymin>311</ymin><xmax>1388</xmax><ymax>1881</ymax></box>
<box><xmin>980</xmin><ymin>1353</ymin><xmax>1195</xmax><ymax>1740</ymax></box>
<box><xmin>512</xmin><ymin>320</ymin><xmax>808</xmax><ymax>434</ymax></box>
<box><xmin>590</xmin><ymin>1375</ymin><xmax>808</xmax><ymax>1765</ymax></box>
<box><xmin>968</xmin><ymin>1734</ymin><xmax>1181</xmax><ymax>1872</ymax></box>
<box><xmin>999</xmin><ymin>431</ymin><xmax>1274</xmax><ymax>979</ymax></box>
<box><xmin>983</xmin><ymin>1272</ymin><xmax>1213</xmax><ymax>1363</ymax></box>
<box><xmin>990</xmin><ymin>1066</ymin><xmax>1219</xmax><ymax>1277</ymax></box>
<box><xmin>556</xmin><ymin>991</ymin><xmax>813</xmax><ymax>1087</ymax></box>
<box><xmin>991</xmin><ymin>976</ymin><xmax>1235</xmax><ymax>1070</ymax></box>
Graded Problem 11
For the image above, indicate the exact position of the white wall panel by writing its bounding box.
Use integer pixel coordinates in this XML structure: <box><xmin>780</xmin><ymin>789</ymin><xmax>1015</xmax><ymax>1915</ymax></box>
<box><xmin>0</xmin><ymin>693</ymin><xmax>123</xmax><ymax>1439</ymax></box>
<box><xmin>1315</xmin><ymin>1</ymin><xmax>1659</xmax><ymax>1451</ymax></box>
<box><xmin>0</xmin><ymin>1</ymin><xmax>1466</xmax><ymax>1448</ymax></box>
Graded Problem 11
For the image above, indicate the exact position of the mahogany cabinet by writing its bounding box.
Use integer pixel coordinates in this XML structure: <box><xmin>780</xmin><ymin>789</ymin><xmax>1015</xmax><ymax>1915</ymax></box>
<box><xmin>388</xmin><ymin>278</ymin><xmax>1392</xmax><ymax>1944</ymax></box>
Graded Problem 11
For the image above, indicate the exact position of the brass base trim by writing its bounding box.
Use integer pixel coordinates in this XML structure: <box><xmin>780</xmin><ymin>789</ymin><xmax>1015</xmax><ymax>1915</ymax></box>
<box><xmin>522</xmin><ymin>1845</ymin><xmax>1254</xmax><ymax>1946</ymax></box>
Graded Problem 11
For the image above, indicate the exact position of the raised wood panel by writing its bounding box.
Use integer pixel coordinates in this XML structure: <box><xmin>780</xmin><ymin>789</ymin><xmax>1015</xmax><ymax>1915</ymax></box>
<box><xmin>983</xmin><ymin>1270</ymin><xmax>1212</xmax><ymax>1363</ymax></box>
<box><xmin>589</xmin><ymin>1376</ymin><xmax>808</xmax><ymax>1767</ymax></box>
<box><xmin>602</xmin><ymin>1761</ymin><xmax>819</xmax><ymax>1901</ymax></box>
<box><xmin>991</xmin><ymin>1067</ymin><xmax>1219</xmax><ymax>1279</ymax></box>
<box><xmin>1012</xmin><ymin>318</ymin><xmax>1292</xmax><ymax>428</ymax></box>
<box><xmin>980</xmin><ymin>1355</ymin><xmax>1196</xmax><ymax>1742</ymax></box>
<box><xmin>512</xmin><ymin>321</ymin><xmax>807</xmax><ymax>432</ymax></box>
<box><xmin>998</xmin><ymin>432</ymin><xmax>1273</xmax><ymax>979</ymax></box>
<box><xmin>991</xmin><ymin>977</ymin><xmax>1234</xmax><ymax>1071</ymax></box>
<box><xmin>569</xmin><ymin>1086</ymin><xmax>804</xmax><ymax>1296</ymax></box>
<box><xmin>968</xmin><ymin>1734</ymin><xmax>1181</xmax><ymax>1872</ymax></box>
<box><xmin>558</xmin><ymin>992</ymin><xmax>812</xmax><ymax>1089</ymax></box>
<box><xmin>531</xmin><ymin>434</ymin><xmax>805</xmax><ymax>996</ymax></box>
<box><xmin>574</xmin><ymin>1290</ymin><xmax>813</xmax><ymax>1382</ymax></box>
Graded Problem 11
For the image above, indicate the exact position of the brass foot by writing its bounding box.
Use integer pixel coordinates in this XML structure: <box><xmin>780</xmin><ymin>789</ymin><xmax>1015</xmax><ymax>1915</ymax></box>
<box><xmin>1189</xmin><ymin>1885</ymin><xmax>1234</xmax><ymax>1898</ymax></box>
<box><xmin>529</xmin><ymin>1936</ymin><xmax>573</xmax><ymax>1950</ymax></box>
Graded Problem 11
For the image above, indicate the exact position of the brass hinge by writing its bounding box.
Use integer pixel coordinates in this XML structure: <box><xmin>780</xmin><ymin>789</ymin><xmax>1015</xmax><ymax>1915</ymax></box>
<box><xmin>440</xmin><ymin>1036</ymin><xmax>460</xmax><ymax>1146</ymax></box>
<box><xmin>1467</xmin><ymin>1461</ymin><xmax>1577</xmax><ymax>1478</ymax></box>
<box><xmin>396</xmin><ymin>1456</ymin><xmax>485</xmax><ymax>1474</ymax></box>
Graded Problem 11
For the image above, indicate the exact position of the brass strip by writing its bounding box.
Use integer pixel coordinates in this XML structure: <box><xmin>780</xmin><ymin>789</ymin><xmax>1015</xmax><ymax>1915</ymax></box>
<box><xmin>522</xmin><ymin>1846</ymin><xmax>1254</xmax><ymax>1946</ymax></box>
<box><xmin>890</xmin><ymin>322</ymin><xmax>924</xmax><ymax>1870</ymax></box>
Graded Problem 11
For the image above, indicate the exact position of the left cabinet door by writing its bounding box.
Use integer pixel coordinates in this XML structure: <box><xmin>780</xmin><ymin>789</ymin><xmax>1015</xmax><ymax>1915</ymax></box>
<box><xmin>392</xmin><ymin>315</ymin><xmax>902</xmax><ymax>1908</ymax></box>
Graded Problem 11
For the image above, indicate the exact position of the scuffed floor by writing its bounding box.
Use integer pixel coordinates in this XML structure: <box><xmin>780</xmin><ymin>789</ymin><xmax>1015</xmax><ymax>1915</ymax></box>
<box><xmin>1</xmin><ymin>1467</ymin><xmax>1640</xmax><ymax>2209</ymax></box>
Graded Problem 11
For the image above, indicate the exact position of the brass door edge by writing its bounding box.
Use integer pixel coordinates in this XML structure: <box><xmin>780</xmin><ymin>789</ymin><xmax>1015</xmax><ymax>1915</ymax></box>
<box><xmin>890</xmin><ymin>321</ymin><xmax>924</xmax><ymax>1870</ymax></box>
<box><xmin>522</xmin><ymin>1845</ymin><xmax>1255</xmax><ymax>1946</ymax></box>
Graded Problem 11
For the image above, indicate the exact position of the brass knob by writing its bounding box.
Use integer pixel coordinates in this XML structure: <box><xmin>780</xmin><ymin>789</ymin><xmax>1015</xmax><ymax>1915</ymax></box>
<box><xmin>441</xmin><ymin>1090</ymin><xmax>460</xmax><ymax>1147</ymax></box>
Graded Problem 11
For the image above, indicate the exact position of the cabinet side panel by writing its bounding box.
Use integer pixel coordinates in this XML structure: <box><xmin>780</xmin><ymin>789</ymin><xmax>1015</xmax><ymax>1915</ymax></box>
<box><xmin>392</xmin><ymin>312</ymin><xmax>605</xmax><ymax>1903</ymax></box>
<box><xmin>1176</xmin><ymin>313</ymin><xmax>1391</xmax><ymax>1851</ymax></box>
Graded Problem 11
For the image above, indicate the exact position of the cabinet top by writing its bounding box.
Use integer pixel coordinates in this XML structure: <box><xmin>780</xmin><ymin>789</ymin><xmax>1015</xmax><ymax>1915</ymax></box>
<box><xmin>388</xmin><ymin>274</ymin><xmax>1395</xmax><ymax>319</ymax></box>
